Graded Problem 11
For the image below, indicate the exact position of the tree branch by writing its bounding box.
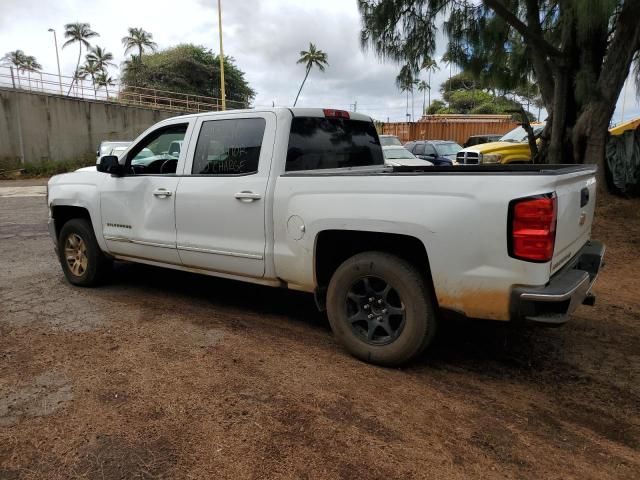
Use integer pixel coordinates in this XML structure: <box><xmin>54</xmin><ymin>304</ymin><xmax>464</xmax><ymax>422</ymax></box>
<box><xmin>597</xmin><ymin>0</ymin><xmax>640</xmax><ymax>106</ymax></box>
<box><xmin>483</xmin><ymin>0</ymin><xmax>563</xmax><ymax>59</ymax></box>
<box><xmin>523</xmin><ymin>0</ymin><xmax>555</xmax><ymax>108</ymax></box>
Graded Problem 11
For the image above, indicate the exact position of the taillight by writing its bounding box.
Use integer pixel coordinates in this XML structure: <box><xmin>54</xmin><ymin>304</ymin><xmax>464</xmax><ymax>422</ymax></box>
<box><xmin>323</xmin><ymin>109</ymin><xmax>350</xmax><ymax>119</ymax></box>
<box><xmin>508</xmin><ymin>194</ymin><xmax>557</xmax><ymax>262</ymax></box>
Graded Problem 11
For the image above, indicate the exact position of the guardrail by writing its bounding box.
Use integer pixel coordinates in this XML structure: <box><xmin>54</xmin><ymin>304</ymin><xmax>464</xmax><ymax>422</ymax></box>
<box><xmin>0</xmin><ymin>65</ymin><xmax>246</xmax><ymax>113</ymax></box>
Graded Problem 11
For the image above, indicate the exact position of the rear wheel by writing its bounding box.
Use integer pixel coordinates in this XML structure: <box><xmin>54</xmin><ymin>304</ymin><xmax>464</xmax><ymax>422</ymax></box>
<box><xmin>326</xmin><ymin>252</ymin><xmax>437</xmax><ymax>366</ymax></box>
<box><xmin>58</xmin><ymin>218</ymin><xmax>111</xmax><ymax>287</ymax></box>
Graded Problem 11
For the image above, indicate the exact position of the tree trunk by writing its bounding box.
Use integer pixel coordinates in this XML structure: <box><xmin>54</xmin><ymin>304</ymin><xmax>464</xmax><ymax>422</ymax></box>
<box><xmin>293</xmin><ymin>66</ymin><xmax>311</xmax><ymax>107</ymax></box>
<box><xmin>68</xmin><ymin>44</ymin><xmax>82</xmax><ymax>96</ymax></box>
<box><xmin>428</xmin><ymin>70</ymin><xmax>431</xmax><ymax>112</ymax></box>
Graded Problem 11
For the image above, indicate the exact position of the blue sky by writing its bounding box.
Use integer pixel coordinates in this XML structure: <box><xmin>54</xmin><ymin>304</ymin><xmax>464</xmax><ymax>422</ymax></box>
<box><xmin>1</xmin><ymin>0</ymin><xmax>638</xmax><ymax>123</ymax></box>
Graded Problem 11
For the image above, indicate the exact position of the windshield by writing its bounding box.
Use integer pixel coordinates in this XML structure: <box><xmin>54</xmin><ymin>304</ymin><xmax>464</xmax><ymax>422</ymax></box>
<box><xmin>436</xmin><ymin>142</ymin><xmax>462</xmax><ymax>155</ymax></box>
<box><xmin>500</xmin><ymin>125</ymin><xmax>545</xmax><ymax>143</ymax></box>
<box><xmin>383</xmin><ymin>147</ymin><xmax>416</xmax><ymax>160</ymax></box>
<box><xmin>379</xmin><ymin>135</ymin><xmax>402</xmax><ymax>147</ymax></box>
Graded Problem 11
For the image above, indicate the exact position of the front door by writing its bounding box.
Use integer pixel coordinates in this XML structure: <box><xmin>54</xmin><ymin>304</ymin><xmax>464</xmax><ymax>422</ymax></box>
<box><xmin>100</xmin><ymin>121</ymin><xmax>192</xmax><ymax>265</ymax></box>
<box><xmin>175</xmin><ymin>113</ymin><xmax>275</xmax><ymax>277</ymax></box>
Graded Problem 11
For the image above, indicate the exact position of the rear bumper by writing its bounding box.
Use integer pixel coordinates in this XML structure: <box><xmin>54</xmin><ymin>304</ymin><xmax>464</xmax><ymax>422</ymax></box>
<box><xmin>511</xmin><ymin>240</ymin><xmax>605</xmax><ymax>325</ymax></box>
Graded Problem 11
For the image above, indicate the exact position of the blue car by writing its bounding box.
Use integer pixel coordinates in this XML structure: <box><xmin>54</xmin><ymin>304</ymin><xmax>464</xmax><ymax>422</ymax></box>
<box><xmin>404</xmin><ymin>140</ymin><xmax>463</xmax><ymax>166</ymax></box>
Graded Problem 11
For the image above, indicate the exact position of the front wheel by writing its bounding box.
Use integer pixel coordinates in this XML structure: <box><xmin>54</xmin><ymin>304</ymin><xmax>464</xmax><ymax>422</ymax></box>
<box><xmin>58</xmin><ymin>218</ymin><xmax>111</xmax><ymax>287</ymax></box>
<box><xmin>326</xmin><ymin>252</ymin><xmax>437</xmax><ymax>366</ymax></box>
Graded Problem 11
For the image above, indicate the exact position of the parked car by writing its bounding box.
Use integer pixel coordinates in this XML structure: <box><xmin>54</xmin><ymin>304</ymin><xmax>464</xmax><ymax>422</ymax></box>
<box><xmin>96</xmin><ymin>141</ymin><xmax>131</xmax><ymax>164</ymax></box>
<box><xmin>48</xmin><ymin>108</ymin><xmax>604</xmax><ymax>366</ymax></box>
<box><xmin>379</xmin><ymin>134</ymin><xmax>403</xmax><ymax>147</ymax></box>
<box><xmin>463</xmin><ymin>134</ymin><xmax>502</xmax><ymax>148</ymax></box>
<box><xmin>382</xmin><ymin>146</ymin><xmax>433</xmax><ymax>167</ymax></box>
<box><xmin>457</xmin><ymin>124</ymin><xmax>545</xmax><ymax>165</ymax></box>
<box><xmin>404</xmin><ymin>140</ymin><xmax>463</xmax><ymax>165</ymax></box>
<box><xmin>458</xmin><ymin>118</ymin><xmax>640</xmax><ymax>165</ymax></box>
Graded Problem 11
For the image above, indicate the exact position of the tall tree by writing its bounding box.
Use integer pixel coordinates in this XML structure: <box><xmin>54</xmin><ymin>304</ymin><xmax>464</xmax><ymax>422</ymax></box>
<box><xmin>417</xmin><ymin>80</ymin><xmax>429</xmax><ymax>116</ymax></box>
<box><xmin>62</xmin><ymin>22</ymin><xmax>99</xmax><ymax>96</ymax></box>
<box><xmin>79</xmin><ymin>59</ymin><xmax>100</xmax><ymax>99</ymax></box>
<box><xmin>86</xmin><ymin>45</ymin><xmax>115</xmax><ymax>74</ymax></box>
<box><xmin>122</xmin><ymin>27</ymin><xmax>157</xmax><ymax>62</ymax></box>
<box><xmin>396</xmin><ymin>65</ymin><xmax>414</xmax><ymax>121</ymax></box>
<box><xmin>22</xmin><ymin>55</ymin><xmax>42</xmax><ymax>89</ymax></box>
<box><xmin>1</xmin><ymin>50</ymin><xmax>27</xmax><ymax>88</ymax></box>
<box><xmin>421</xmin><ymin>57</ymin><xmax>439</xmax><ymax>112</ymax></box>
<box><xmin>358</xmin><ymin>0</ymin><xmax>640</xmax><ymax>175</ymax></box>
<box><xmin>293</xmin><ymin>43</ymin><xmax>329</xmax><ymax>107</ymax></box>
<box><xmin>121</xmin><ymin>44</ymin><xmax>255</xmax><ymax>107</ymax></box>
<box><xmin>95</xmin><ymin>71</ymin><xmax>115</xmax><ymax>98</ymax></box>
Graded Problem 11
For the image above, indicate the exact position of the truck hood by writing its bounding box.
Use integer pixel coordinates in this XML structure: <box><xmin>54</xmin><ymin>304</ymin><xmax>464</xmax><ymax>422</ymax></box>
<box><xmin>462</xmin><ymin>141</ymin><xmax>527</xmax><ymax>154</ymax></box>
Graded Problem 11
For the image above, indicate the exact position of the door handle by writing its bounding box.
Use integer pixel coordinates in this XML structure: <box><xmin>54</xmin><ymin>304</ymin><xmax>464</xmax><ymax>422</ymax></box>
<box><xmin>234</xmin><ymin>191</ymin><xmax>262</xmax><ymax>202</ymax></box>
<box><xmin>153</xmin><ymin>188</ymin><xmax>173</xmax><ymax>198</ymax></box>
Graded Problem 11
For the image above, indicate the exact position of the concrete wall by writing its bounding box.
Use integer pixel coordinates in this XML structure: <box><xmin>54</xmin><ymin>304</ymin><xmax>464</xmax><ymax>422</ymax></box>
<box><xmin>0</xmin><ymin>88</ymin><xmax>177</xmax><ymax>166</ymax></box>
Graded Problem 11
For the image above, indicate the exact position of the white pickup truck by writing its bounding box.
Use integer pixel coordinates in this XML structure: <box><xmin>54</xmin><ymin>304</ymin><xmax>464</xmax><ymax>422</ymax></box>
<box><xmin>47</xmin><ymin>108</ymin><xmax>604</xmax><ymax>366</ymax></box>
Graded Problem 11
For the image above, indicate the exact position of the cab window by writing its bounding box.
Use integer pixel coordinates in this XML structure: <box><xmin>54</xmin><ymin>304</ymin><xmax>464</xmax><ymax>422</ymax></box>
<box><xmin>127</xmin><ymin>124</ymin><xmax>188</xmax><ymax>175</ymax></box>
<box><xmin>191</xmin><ymin>118</ymin><xmax>265</xmax><ymax>175</ymax></box>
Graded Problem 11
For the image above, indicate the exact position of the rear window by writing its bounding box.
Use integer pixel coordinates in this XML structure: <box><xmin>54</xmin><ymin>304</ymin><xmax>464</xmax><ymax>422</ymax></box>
<box><xmin>286</xmin><ymin>117</ymin><xmax>383</xmax><ymax>171</ymax></box>
<box><xmin>379</xmin><ymin>135</ymin><xmax>402</xmax><ymax>147</ymax></box>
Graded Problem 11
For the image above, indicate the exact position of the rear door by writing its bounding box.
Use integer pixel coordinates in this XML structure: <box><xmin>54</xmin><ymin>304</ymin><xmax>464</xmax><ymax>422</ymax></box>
<box><xmin>551</xmin><ymin>169</ymin><xmax>597</xmax><ymax>273</ymax></box>
<box><xmin>175</xmin><ymin>112</ymin><xmax>275</xmax><ymax>277</ymax></box>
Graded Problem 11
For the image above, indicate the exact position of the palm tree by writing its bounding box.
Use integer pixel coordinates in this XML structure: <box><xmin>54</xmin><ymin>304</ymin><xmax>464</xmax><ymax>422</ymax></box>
<box><xmin>396</xmin><ymin>65</ymin><xmax>414</xmax><ymax>121</ymax></box>
<box><xmin>62</xmin><ymin>22</ymin><xmax>99</xmax><ymax>95</ymax></box>
<box><xmin>417</xmin><ymin>80</ymin><xmax>429</xmax><ymax>116</ymax></box>
<box><xmin>293</xmin><ymin>43</ymin><xmax>328</xmax><ymax>107</ymax></box>
<box><xmin>1</xmin><ymin>50</ymin><xmax>27</xmax><ymax>88</ymax></box>
<box><xmin>421</xmin><ymin>58</ymin><xmax>439</xmax><ymax>113</ymax></box>
<box><xmin>79</xmin><ymin>59</ymin><xmax>101</xmax><ymax>99</ymax></box>
<box><xmin>121</xmin><ymin>27</ymin><xmax>157</xmax><ymax>62</ymax></box>
<box><xmin>71</xmin><ymin>68</ymin><xmax>87</xmax><ymax>97</ymax></box>
<box><xmin>95</xmin><ymin>72</ymin><xmax>116</xmax><ymax>99</ymax></box>
<box><xmin>86</xmin><ymin>46</ymin><xmax>115</xmax><ymax>74</ymax></box>
<box><xmin>22</xmin><ymin>56</ymin><xmax>42</xmax><ymax>90</ymax></box>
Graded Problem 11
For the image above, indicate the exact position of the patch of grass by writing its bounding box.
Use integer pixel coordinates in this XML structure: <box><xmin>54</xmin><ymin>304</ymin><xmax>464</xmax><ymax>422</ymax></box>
<box><xmin>1</xmin><ymin>157</ymin><xmax>96</xmax><ymax>179</ymax></box>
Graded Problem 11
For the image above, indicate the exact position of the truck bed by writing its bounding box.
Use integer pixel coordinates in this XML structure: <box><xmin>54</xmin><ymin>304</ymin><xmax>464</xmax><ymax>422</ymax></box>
<box><xmin>282</xmin><ymin>164</ymin><xmax>597</xmax><ymax>176</ymax></box>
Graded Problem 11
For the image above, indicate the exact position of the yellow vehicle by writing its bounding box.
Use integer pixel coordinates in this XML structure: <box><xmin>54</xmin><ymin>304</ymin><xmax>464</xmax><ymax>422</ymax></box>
<box><xmin>456</xmin><ymin>124</ymin><xmax>545</xmax><ymax>165</ymax></box>
<box><xmin>457</xmin><ymin>119</ymin><xmax>639</xmax><ymax>165</ymax></box>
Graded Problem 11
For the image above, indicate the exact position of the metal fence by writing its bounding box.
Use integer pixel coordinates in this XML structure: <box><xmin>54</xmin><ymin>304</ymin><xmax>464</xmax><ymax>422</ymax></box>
<box><xmin>0</xmin><ymin>65</ymin><xmax>245</xmax><ymax>113</ymax></box>
<box><xmin>381</xmin><ymin>114</ymin><xmax>519</xmax><ymax>145</ymax></box>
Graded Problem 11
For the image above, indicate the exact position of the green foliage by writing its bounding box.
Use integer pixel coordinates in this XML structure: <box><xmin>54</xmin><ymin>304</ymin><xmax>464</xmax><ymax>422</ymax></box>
<box><xmin>1</xmin><ymin>50</ymin><xmax>41</xmax><ymax>73</ymax></box>
<box><xmin>426</xmin><ymin>99</ymin><xmax>446</xmax><ymax>114</ymax></box>
<box><xmin>445</xmin><ymin>89</ymin><xmax>493</xmax><ymax>113</ymax></box>
<box><xmin>358</xmin><ymin>0</ymin><xmax>640</xmax><ymax>166</ymax></box>
<box><xmin>440</xmin><ymin>72</ymin><xmax>476</xmax><ymax>94</ymax></box>
<box><xmin>121</xmin><ymin>44</ymin><xmax>255</xmax><ymax>106</ymax></box>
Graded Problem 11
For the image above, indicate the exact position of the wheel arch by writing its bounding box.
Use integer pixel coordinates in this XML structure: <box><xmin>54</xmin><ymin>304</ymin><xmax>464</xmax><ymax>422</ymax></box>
<box><xmin>51</xmin><ymin>205</ymin><xmax>93</xmax><ymax>240</ymax></box>
<box><xmin>313</xmin><ymin>229</ymin><xmax>437</xmax><ymax>310</ymax></box>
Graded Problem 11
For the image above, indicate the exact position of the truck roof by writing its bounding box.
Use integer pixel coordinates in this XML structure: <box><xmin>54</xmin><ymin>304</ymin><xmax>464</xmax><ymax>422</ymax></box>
<box><xmin>171</xmin><ymin>107</ymin><xmax>373</xmax><ymax>123</ymax></box>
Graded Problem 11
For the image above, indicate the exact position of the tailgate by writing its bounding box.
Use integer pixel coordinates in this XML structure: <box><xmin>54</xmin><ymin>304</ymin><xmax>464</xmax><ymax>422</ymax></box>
<box><xmin>551</xmin><ymin>169</ymin><xmax>597</xmax><ymax>274</ymax></box>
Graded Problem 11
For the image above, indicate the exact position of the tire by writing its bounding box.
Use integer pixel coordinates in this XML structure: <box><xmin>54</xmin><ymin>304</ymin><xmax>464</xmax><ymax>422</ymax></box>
<box><xmin>326</xmin><ymin>251</ymin><xmax>437</xmax><ymax>366</ymax></box>
<box><xmin>57</xmin><ymin>218</ymin><xmax>111</xmax><ymax>287</ymax></box>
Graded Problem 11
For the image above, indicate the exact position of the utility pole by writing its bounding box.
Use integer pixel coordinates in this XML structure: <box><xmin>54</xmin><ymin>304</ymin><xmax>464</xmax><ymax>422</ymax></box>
<box><xmin>48</xmin><ymin>28</ymin><xmax>63</xmax><ymax>95</ymax></box>
<box><xmin>217</xmin><ymin>0</ymin><xmax>226</xmax><ymax>110</ymax></box>
<box><xmin>353</xmin><ymin>100</ymin><xmax>357</xmax><ymax>112</ymax></box>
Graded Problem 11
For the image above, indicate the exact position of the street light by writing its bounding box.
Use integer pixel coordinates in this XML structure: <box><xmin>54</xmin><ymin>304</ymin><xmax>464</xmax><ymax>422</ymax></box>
<box><xmin>217</xmin><ymin>0</ymin><xmax>226</xmax><ymax>110</ymax></box>
<box><xmin>48</xmin><ymin>28</ymin><xmax>63</xmax><ymax>95</ymax></box>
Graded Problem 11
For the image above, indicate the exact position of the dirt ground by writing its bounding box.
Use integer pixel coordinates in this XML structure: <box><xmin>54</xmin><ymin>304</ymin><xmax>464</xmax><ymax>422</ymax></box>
<box><xmin>0</xmin><ymin>189</ymin><xmax>638</xmax><ymax>480</ymax></box>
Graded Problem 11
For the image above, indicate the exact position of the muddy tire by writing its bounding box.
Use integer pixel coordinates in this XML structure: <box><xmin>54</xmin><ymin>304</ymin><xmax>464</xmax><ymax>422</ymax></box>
<box><xmin>58</xmin><ymin>218</ymin><xmax>111</xmax><ymax>287</ymax></box>
<box><xmin>326</xmin><ymin>251</ymin><xmax>437</xmax><ymax>366</ymax></box>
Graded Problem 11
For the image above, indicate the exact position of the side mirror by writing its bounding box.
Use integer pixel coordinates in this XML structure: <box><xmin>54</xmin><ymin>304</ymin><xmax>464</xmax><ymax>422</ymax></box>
<box><xmin>97</xmin><ymin>155</ymin><xmax>123</xmax><ymax>175</ymax></box>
